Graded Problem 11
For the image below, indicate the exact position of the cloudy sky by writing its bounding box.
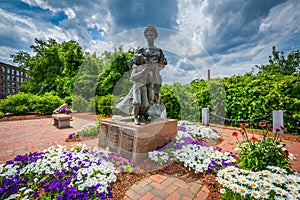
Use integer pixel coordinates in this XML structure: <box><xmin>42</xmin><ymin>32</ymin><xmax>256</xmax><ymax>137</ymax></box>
<box><xmin>0</xmin><ymin>0</ymin><xmax>299</xmax><ymax>82</ymax></box>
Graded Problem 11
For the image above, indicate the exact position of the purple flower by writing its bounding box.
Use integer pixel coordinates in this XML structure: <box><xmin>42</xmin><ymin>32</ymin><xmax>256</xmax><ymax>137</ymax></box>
<box><xmin>120</xmin><ymin>167</ymin><xmax>124</xmax><ymax>172</ymax></box>
<box><xmin>56</xmin><ymin>196</ymin><xmax>63</xmax><ymax>200</ymax></box>
<box><xmin>211</xmin><ymin>160</ymin><xmax>217</xmax><ymax>165</ymax></box>
<box><xmin>5</xmin><ymin>160</ymin><xmax>14</xmax><ymax>165</ymax></box>
<box><xmin>89</xmin><ymin>187</ymin><xmax>94</xmax><ymax>194</ymax></box>
<box><xmin>33</xmin><ymin>192</ymin><xmax>39</xmax><ymax>198</ymax></box>
<box><xmin>84</xmin><ymin>193</ymin><xmax>89</xmax><ymax>200</ymax></box>
<box><xmin>108</xmin><ymin>192</ymin><xmax>113</xmax><ymax>198</ymax></box>
<box><xmin>178</xmin><ymin>125</ymin><xmax>187</xmax><ymax>132</ymax></box>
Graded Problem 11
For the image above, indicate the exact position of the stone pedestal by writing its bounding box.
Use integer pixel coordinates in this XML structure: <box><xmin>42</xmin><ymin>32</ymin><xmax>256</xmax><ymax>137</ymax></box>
<box><xmin>98</xmin><ymin>118</ymin><xmax>178</xmax><ymax>163</ymax></box>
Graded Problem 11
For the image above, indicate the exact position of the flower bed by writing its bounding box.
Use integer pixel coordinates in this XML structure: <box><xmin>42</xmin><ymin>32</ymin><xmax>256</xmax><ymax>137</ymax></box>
<box><xmin>149</xmin><ymin>121</ymin><xmax>236</xmax><ymax>173</ymax></box>
<box><xmin>0</xmin><ymin>144</ymin><xmax>135</xmax><ymax>199</ymax></box>
<box><xmin>1</xmin><ymin>121</ymin><xmax>299</xmax><ymax>200</ymax></box>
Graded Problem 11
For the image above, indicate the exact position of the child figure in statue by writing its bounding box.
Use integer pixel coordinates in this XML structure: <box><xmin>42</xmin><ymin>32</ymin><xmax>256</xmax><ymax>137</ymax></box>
<box><xmin>130</xmin><ymin>54</ymin><xmax>149</xmax><ymax>125</ymax></box>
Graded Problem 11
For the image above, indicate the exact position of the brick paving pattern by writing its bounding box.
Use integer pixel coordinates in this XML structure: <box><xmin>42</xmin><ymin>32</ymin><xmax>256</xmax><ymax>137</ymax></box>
<box><xmin>124</xmin><ymin>174</ymin><xmax>209</xmax><ymax>200</ymax></box>
<box><xmin>0</xmin><ymin>115</ymin><xmax>299</xmax><ymax>200</ymax></box>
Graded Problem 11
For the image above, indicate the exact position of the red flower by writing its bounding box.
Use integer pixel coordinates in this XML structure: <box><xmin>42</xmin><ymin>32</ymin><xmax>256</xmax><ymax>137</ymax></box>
<box><xmin>240</xmin><ymin>123</ymin><xmax>248</xmax><ymax>128</ymax></box>
<box><xmin>258</xmin><ymin>122</ymin><xmax>266</xmax><ymax>127</ymax></box>
<box><xmin>268</xmin><ymin>124</ymin><xmax>273</xmax><ymax>131</ymax></box>
<box><xmin>232</xmin><ymin>132</ymin><xmax>239</xmax><ymax>137</ymax></box>
<box><xmin>283</xmin><ymin>150</ymin><xmax>289</xmax><ymax>157</ymax></box>
<box><xmin>250</xmin><ymin>137</ymin><xmax>258</xmax><ymax>142</ymax></box>
<box><xmin>280</xmin><ymin>126</ymin><xmax>285</xmax><ymax>130</ymax></box>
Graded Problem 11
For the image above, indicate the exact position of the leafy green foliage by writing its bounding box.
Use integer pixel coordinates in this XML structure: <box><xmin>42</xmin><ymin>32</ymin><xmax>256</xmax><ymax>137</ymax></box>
<box><xmin>223</xmin><ymin>73</ymin><xmax>300</xmax><ymax>133</ymax></box>
<box><xmin>95</xmin><ymin>94</ymin><xmax>112</xmax><ymax>116</ymax></box>
<box><xmin>0</xmin><ymin>92</ymin><xmax>37</xmax><ymax>115</ymax></box>
<box><xmin>237</xmin><ymin>137</ymin><xmax>290</xmax><ymax>172</ymax></box>
<box><xmin>234</xmin><ymin>125</ymin><xmax>292</xmax><ymax>172</ymax></box>
<box><xmin>161</xmin><ymin>85</ymin><xmax>181</xmax><ymax>120</ymax></box>
<box><xmin>35</xmin><ymin>92</ymin><xmax>64</xmax><ymax>114</ymax></box>
<box><xmin>0</xmin><ymin>111</ymin><xmax>3</xmax><ymax>118</ymax></box>
<box><xmin>73</xmin><ymin>53</ymin><xmax>103</xmax><ymax>100</ymax></box>
<box><xmin>256</xmin><ymin>46</ymin><xmax>300</xmax><ymax>75</ymax></box>
<box><xmin>96</xmin><ymin>47</ymin><xmax>133</xmax><ymax>96</ymax></box>
<box><xmin>72</xmin><ymin>95</ymin><xmax>88</xmax><ymax>112</ymax></box>
<box><xmin>11</xmin><ymin>38</ymin><xmax>85</xmax><ymax>98</ymax></box>
<box><xmin>161</xmin><ymin>83</ymin><xmax>200</xmax><ymax>121</ymax></box>
<box><xmin>0</xmin><ymin>92</ymin><xmax>64</xmax><ymax>115</ymax></box>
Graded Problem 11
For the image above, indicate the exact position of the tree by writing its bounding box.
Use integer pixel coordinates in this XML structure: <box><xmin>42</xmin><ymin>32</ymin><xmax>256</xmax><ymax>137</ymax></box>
<box><xmin>11</xmin><ymin>38</ymin><xmax>85</xmax><ymax>98</ymax></box>
<box><xmin>256</xmin><ymin>46</ymin><xmax>300</xmax><ymax>75</ymax></box>
<box><xmin>96</xmin><ymin>47</ymin><xmax>133</xmax><ymax>96</ymax></box>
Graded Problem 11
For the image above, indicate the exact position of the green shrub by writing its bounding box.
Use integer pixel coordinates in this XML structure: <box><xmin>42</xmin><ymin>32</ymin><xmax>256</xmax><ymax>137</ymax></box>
<box><xmin>161</xmin><ymin>85</ymin><xmax>181</xmax><ymax>120</ymax></box>
<box><xmin>0</xmin><ymin>111</ymin><xmax>3</xmax><ymax>118</ymax></box>
<box><xmin>35</xmin><ymin>92</ymin><xmax>64</xmax><ymax>114</ymax></box>
<box><xmin>72</xmin><ymin>95</ymin><xmax>88</xmax><ymax>112</ymax></box>
<box><xmin>0</xmin><ymin>92</ymin><xmax>37</xmax><ymax>115</ymax></box>
<box><xmin>95</xmin><ymin>94</ymin><xmax>112</xmax><ymax>116</ymax></box>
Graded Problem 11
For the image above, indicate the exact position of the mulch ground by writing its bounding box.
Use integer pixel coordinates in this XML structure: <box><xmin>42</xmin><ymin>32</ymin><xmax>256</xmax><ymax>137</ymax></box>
<box><xmin>0</xmin><ymin>114</ymin><xmax>52</xmax><ymax>121</ymax></box>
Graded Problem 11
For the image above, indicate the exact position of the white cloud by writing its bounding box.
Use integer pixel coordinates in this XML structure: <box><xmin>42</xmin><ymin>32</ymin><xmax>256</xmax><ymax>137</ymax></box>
<box><xmin>176</xmin><ymin>0</ymin><xmax>300</xmax><ymax>77</ymax></box>
<box><xmin>64</xmin><ymin>8</ymin><xmax>76</xmax><ymax>19</ymax></box>
<box><xmin>0</xmin><ymin>0</ymin><xmax>299</xmax><ymax>80</ymax></box>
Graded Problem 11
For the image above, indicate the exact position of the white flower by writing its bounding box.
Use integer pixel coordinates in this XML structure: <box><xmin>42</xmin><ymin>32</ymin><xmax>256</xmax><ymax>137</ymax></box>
<box><xmin>220</xmin><ymin>188</ymin><xmax>226</xmax><ymax>194</ymax></box>
<box><xmin>238</xmin><ymin>186</ymin><xmax>249</xmax><ymax>197</ymax></box>
<box><xmin>251</xmin><ymin>190</ymin><xmax>261</xmax><ymax>199</ymax></box>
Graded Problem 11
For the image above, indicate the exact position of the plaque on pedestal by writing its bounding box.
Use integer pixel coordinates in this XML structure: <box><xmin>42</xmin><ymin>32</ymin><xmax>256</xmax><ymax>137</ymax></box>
<box><xmin>120</xmin><ymin>128</ymin><xmax>135</xmax><ymax>159</ymax></box>
<box><xmin>98</xmin><ymin>118</ymin><xmax>178</xmax><ymax>163</ymax></box>
<box><xmin>107</xmin><ymin>125</ymin><xmax>121</xmax><ymax>152</ymax></box>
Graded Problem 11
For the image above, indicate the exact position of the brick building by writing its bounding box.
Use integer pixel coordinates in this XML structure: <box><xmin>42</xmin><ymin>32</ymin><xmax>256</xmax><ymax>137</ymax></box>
<box><xmin>0</xmin><ymin>62</ymin><xmax>29</xmax><ymax>99</ymax></box>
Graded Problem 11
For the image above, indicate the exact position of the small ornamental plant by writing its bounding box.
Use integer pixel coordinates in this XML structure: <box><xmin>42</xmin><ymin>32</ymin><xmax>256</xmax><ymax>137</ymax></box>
<box><xmin>65</xmin><ymin>132</ymin><xmax>81</xmax><ymax>142</ymax></box>
<box><xmin>57</xmin><ymin>107</ymin><xmax>72</xmax><ymax>114</ymax></box>
<box><xmin>233</xmin><ymin>122</ymin><xmax>295</xmax><ymax>172</ymax></box>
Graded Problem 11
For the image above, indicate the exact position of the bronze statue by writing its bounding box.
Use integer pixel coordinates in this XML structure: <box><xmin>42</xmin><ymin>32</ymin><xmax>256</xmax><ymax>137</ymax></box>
<box><xmin>118</xmin><ymin>26</ymin><xmax>167</xmax><ymax>125</ymax></box>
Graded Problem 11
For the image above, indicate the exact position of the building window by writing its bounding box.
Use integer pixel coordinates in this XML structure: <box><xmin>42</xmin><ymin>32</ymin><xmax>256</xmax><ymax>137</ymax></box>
<box><xmin>16</xmin><ymin>71</ymin><xmax>20</xmax><ymax>76</ymax></box>
<box><xmin>12</xmin><ymin>89</ymin><xmax>16</xmax><ymax>94</ymax></box>
<box><xmin>7</xmin><ymin>88</ymin><xmax>10</xmax><ymax>94</ymax></box>
<box><xmin>1</xmin><ymin>81</ymin><xmax>5</xmax><ymax>87</ymax></box>
<box><xmin>1</xmin><ymin>88</ymin><xmax>5</xmax><ymax>94</ymax></box>
<box><xmin>16</xmin><ymin>77</ymin><xmax>20</xmax><ymax>82</ymax></box>
<box><xmin>7</xmin><ymin>75</ymin><xmax>10</xmax><ymax>81</ymax></box>
<box><xmin>1</xmin><ymin>74</ymin><xmax>5</xmax><ymax>81</ymax></box>
<box><xmin>7</xmin><ymin>68</ymin><xmax>10</xmax><ymax>74</ymax></box>
<box><xmin>12</xmin><ymin>69</ymin><xmax>16</xmax><ymax>75</ymax></box>
<box><xmin>12</xmin><ymin>76</ymin><xmax>16</xmax><ymax>81</ymax></box>
<box><xmin>1</xmin><ymin>66</ymin><xmax>5</xmax><ymax>73</ymax></box>
<box><xmin>12</xmin><ymin>82</ymin><xmax>16</xmax><ymax>88</ymax></box>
